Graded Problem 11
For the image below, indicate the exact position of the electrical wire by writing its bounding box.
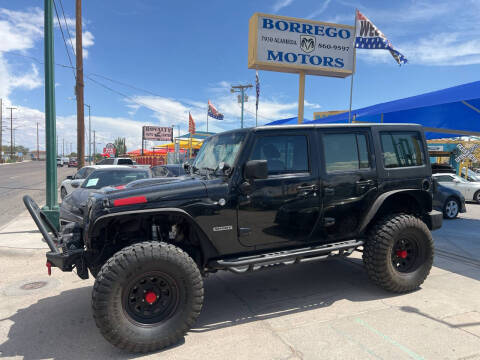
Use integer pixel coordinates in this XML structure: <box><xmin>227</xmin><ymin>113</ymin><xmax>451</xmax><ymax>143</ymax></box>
<box><xmin>53</xmin><ymin>0</ymin><xmax>76</xmax><ymax>79</ymax></box>
<box><xmin>58</xmin><ymin>0</ymin><xmax>77</xmax><ymax>61</ymax></box>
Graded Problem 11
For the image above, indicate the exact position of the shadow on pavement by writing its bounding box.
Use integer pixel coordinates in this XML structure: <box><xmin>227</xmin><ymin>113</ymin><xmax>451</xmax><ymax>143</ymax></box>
<box><xmin>0</xmin><ymin>258</ymin><xmax>400</xmax><ymax>359</ymax></box>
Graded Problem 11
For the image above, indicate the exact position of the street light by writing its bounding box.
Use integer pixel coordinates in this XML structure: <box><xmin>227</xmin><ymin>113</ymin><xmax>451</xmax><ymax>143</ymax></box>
<box><xmin>230</xmin><ymin>84</ymin><xmax>252</xmax><ymax>129</ymax></box>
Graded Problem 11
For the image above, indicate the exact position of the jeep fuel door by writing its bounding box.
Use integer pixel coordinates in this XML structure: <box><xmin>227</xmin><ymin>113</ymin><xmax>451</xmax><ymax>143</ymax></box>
<box><xmin>320</xmin><ymin>130</ymin><xmax>377</xmax><ymax>240</ymax></box>
<box><xmin>237</xmin><ymin>131</ymin><xmax>321</xmax><ymax>247</ymax></box>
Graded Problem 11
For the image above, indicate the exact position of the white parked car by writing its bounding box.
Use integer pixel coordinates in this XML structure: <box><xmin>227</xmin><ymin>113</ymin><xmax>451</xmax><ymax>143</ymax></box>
<box><xmin>433</xmin><ymin>173</ymin><xmax>480</xmax><ymax>203</ymax></box>
<box><xmin>60</xmin><ymin>165</ymin><xmax>130</xmax><ymax>199</ymax></box>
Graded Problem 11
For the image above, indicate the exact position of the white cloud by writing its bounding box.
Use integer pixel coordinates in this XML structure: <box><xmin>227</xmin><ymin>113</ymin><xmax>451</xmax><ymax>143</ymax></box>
<box><xmin>272</xmin><ymin>0</ymin><xmax>294</xmax><ymax>12</ymax></box>
<box><xmin>306</xmin><ymin>0</ymin><xmax>332</xmax><ymax>20</ymax></box>
<box><xmin>72</xmin><ymin>31</ymin><xmax>95</xmax><ymax>59</ymax></box>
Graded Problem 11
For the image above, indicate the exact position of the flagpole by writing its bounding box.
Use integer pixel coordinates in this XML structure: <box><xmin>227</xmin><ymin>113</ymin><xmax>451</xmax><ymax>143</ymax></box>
<box><xmin>206</xmin><ymin>103</ymin><xmax>209</xmax><ymax>132</ymax></box>
<box><xmin>348</xmin><ymin>9</ymin><xmax>358</xmax><ymax>123</ymax></box>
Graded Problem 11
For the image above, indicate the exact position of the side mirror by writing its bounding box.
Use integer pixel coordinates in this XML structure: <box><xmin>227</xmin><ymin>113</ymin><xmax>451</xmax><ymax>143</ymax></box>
<box><xmin>71</xmin><ymin>180</ymin><xmax>83</xmax><ymax>188</ymax></box>
<box><xmin>66</xmin><ymin>175</ymin><xmax>73</xmax><ymax>180</ymax></box>
<box><xmin>183</xmin><ymin>162</ymin><xmax>190</xmax><ymax>172</ymax></box>
<box><xmin>244</xmin><ymin>160</ymin><xmax>268</xmax><ymax>180</ymax></box>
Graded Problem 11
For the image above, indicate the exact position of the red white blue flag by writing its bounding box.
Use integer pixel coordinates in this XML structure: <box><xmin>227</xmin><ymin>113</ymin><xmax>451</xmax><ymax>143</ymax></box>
<box><xmin>355</xmin><ymin>9</ymin><xmax>407</xmax><ymax>65</ymax></box>
<box><xmin>208</xmin><ymin>100</ymin><xmax>224</xmax><ymax>120</ymax></box>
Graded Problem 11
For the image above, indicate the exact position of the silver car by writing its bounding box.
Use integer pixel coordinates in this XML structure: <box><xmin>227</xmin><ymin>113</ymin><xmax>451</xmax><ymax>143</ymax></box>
<box><xmin>433</xmin><ymin>173</ymin><xmax>480</xmax><ymax>203</ymax></box>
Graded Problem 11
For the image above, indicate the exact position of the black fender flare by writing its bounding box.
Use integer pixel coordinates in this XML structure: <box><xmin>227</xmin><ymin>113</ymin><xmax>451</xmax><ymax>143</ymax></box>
<box><xmin>358</xmin><ymin>189</ymin><xmax>432</xmax><ymax>234</ymax></box>
<box><xmin>87</xmin><ymin>208</ymin><xmax>219</xmax><ymax>266</ymax></box>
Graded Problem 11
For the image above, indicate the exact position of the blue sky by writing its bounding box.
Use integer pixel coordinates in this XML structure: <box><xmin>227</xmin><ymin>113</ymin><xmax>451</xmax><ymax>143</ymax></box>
<box><xmin>1</xmin><ymin>0</ymin><xmax>480</xmax><ymax>151</ymax></box>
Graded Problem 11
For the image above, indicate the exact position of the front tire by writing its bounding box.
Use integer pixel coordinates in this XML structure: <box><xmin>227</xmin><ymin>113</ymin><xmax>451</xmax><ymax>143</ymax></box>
<box><xmin>443</xmin><ymin>197</ymin><xmax>459</xmax><ymax>219</ymax></box>
<box><xmin>363</xmin><ymin>214</ymin><xmax>434</xmax><ymax>293</ymax></box>
<box><xmin>474</xmin><ymin>190</ymin><xmax>480</xmax><ymax>204</ymax></box>
<box><xmin>92</xmin><ymin>242</ymin><xmax>204</xmax><ymax>353</ymax></box>
<box><xmin>60</xmin><ymin>187</ymin><xmax>67</xmax><ymax>200</ymax></box>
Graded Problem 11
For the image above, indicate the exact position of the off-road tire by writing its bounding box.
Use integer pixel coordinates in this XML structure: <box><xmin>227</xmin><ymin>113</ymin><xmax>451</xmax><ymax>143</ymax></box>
<box><xmin>92</xmin><ymin>241</ymin><xmax>204</xmax><ymax>353</ymax></box>
<box><xmin>363</xmin><ymin>214</ymin><xmax>434</xmax><ymax>293</ymax></box>
<box><xmin>443</xmin><ymin>197</ymin><xmax>460</xmax><ymax>219</ymax></box>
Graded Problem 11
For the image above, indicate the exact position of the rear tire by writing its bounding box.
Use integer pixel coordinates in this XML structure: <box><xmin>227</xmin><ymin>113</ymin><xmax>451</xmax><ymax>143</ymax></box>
<box><xmin>443</xmin><ymin>197</ymin><xmax>459</xmax><ymax>219</ymax></box>
<box><xmin>92</xmin><ymin>241</ymin><xmax>204</xmax><ymax>353</ymax></box>
<box><xmin>474</xmin><ymin>190</ymin><xmax>480</xmax><ymax>204</ymax></box>
<box><xmin>363</xmin><ymin>214</ymin><xmax>434</xmax><ymax>293</ymax></box>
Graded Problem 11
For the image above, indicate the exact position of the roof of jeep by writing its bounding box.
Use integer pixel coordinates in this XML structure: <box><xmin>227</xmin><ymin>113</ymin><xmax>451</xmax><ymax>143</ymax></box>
<box><xmin>254</xmin><ymin>123</ymin><xmax>422</xmax><ymax>131</ymax></box>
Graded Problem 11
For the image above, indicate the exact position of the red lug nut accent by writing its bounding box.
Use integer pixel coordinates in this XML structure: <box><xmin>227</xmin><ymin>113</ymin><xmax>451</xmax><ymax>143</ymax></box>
<box><xmin>145</xmin><ymin>291</ymin><xmax>157</xmax><ymax>304</ymax></box>
<box><xmin>46</xmin><ymin>261</ymin><xmax>52</xmax><ymax>276</ymax></box>
<box><xmin>396</xmin><ymin>250</ymin><xmax>408</xmax><ymax>259</ymax></box>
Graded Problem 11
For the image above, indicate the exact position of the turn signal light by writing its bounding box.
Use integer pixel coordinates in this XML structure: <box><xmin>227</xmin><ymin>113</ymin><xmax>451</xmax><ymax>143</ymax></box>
<box><xmin>113</xmin><ymin>196</ymin><xmax>147</xmax><ymax>207</ymax></box>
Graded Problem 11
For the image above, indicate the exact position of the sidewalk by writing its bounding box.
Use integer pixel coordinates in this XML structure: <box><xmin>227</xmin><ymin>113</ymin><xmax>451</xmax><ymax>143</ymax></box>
<box><xmin>0</xmin><ymin>208</ymin><xmax>479</xmax><ymax>359</ymax></box>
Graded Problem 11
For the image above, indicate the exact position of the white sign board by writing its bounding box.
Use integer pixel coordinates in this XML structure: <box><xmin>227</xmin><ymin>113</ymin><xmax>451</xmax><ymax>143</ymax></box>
<box><xmin>428</xmin><ymin>145</ymin><xmax>444</xmax><ymax>152</ymax></box>
<box><xmin>249</xmin><ymin>13</ymin><xmax>354</xmax><ymax>78</ymax></box>
<box><xmin>143</xmin><ymin>126</ymin><xmax>173</xmax><ymax>141</ymax></box>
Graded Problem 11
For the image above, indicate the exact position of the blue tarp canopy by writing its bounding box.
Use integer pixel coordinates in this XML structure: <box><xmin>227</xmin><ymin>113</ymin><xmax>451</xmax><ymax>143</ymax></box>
<box><xmin>265</xmin><ymin>116</ymin><xmax>312</xmax><ymax>126</ymax></box>
<box><xmin>301</xmin><ymin>80</ymin><xmax>480</xmax><ymax>139</ymax></box>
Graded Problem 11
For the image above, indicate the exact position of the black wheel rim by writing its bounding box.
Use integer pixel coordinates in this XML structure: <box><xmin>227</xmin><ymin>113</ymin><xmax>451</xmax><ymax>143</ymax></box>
<box><xmin>122</xmin><ymin>271</ymin><xmax>179</xmax><ymax>325</ymax></box>
<box><xmin>391</xmin><ymin>236</ymin><xmax>422</xmax><ymax>273</ymax></box>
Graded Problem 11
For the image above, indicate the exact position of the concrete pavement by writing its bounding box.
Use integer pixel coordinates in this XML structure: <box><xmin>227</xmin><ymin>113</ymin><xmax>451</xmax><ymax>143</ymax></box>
<box><xmin>0</xmin><ymin>205</ymin><xmax>479</xmax><ymax>359</ymax></box>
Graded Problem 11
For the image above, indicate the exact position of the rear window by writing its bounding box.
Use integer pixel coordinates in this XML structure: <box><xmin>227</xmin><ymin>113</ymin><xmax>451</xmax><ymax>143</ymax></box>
<box><xmin>117</xmin><ymin>158</ymin><xmax>133</xmax><ymax>165</ymax></box>
<box><xmin>380</xmin><ymin>132</ymin><xmax>425</xmax><ymax>168</ymax></box>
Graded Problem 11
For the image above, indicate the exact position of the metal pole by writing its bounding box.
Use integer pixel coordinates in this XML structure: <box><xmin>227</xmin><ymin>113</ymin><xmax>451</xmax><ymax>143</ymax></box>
<box><xmin>348</xmin><ymin>9</ymin><xmax>358</xmax><ymax>123</ymax></box>
<box><xmin>37</xmin><ymin>122</ymin><xmax>39</xmax><ymax>160</ymax></box>
<box><xmin>93</xmin><ymin>130</ymin><xmax>95</xmax><ymax>162</ymax></box>
<box><xmin>86</xmin><ymin>104</ymin><xmax>91</xmax><ymax>163</ymax></box>
<box><xmin>43</xmin><ymin>0</ymin><xmax>59</xmax><ymax>227</ymax></box>
<box><xmin>241</xmin><ymin>89</ymin><xmax>245</xmax><ymax>129</ymax></box>
<box><xmin>7</xmin><ymin>107</ymin><xmax>16</xmax><ymax>158</ymax></box>
<box><xmin>206</xmin><ymin>107</ymin><xmax>209</xmax><ymax>132</ymax></box>
<box><xmin>75</xmin><ymin>0</ymin><xmax>85</xmax><ymax>169</ymax></box>
<box><xmin>297</xmin><ymin>72</ymin><xmax>305</xmax><ymax>124</ymax></box>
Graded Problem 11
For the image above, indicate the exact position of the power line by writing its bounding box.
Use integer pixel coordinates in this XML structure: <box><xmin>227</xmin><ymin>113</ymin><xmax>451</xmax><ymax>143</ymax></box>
<box><xmin>58</xmin><ymin>0</ymin><xmax>77</xmax><ymax>58</ymax></box>
<box><xmin>6</xmin><ymin>52</ymin><xmax>74</xmax><ymax>69</ymax></box>
<box><xmin>87</xmin><ymin>72</ymin><xmax>165</xmax><ymax>98</ymax></box>
<box><xmin>53</xmin><ymin>0</ymin><xmax>76</xmax><ymax>79</ymax></box>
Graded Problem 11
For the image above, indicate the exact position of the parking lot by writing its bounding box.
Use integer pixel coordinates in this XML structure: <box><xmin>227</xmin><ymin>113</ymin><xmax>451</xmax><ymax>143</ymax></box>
<box><xmin>0</xmin><ymin>204</ymin><xmax>479</xmax><ymax>359</ymax></box>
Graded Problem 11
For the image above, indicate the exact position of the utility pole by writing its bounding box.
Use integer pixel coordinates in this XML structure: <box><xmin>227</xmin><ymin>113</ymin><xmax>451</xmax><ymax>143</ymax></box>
<box><xmin>75</xmin><ymin>0</ymin><xmax>85</xmax><ymax>169</ymax></box>
<box><xmin>230</xmin><ymin>85</ymin><xmax>252</xmax><ymax>129</ymax></box>
<box><xmin>43</xmin><ymin>0</ymin><xmax>59</xmax><ymax>227</ymax></box>
<box><xmin>37</xmin><ymin>122</ymin><xmax>39</xmax><ymax>160</ymax></box>
<box><xmin>85</xmin><ymin>103</ymin><xmax>91</xmax><ymax>164</ymax></box>
<box><xmin>6</xmin><ymin>107</ymin><xmax>16</xmax><ymax>159</ymax></box>
<box><xmin>93</xmin><ymin>130</ymin><xmax>95</xmax><ymax>162</ymax></box>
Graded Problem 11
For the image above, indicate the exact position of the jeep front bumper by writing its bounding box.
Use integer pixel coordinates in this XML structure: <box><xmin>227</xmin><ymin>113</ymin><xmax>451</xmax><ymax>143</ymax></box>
<box><xmin>428</xmin><ymin>210</ymin><xmax>443</xmax><ymax>231</ymax></box>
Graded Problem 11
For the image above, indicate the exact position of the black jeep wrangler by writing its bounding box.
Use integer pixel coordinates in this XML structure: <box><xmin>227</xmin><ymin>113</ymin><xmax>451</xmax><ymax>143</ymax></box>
<box><xmin>25</xmin><ymin>124</ymin><xmax>442</xmax><ymax>353</ymax></box>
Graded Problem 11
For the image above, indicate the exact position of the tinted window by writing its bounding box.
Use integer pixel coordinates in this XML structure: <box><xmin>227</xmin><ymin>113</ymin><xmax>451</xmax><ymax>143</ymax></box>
<box><xmin>435</xmin><ymin>175</ymin><xmax>454</xmax><ymax>182</ymax></box>
<box><xmin>117</xmin><ymin>158</ymin><xmax>133</xmax><ymax>165</ymax></box>
<box><xmin>151</xmin><ymin>166</ymin><xmax>168</xmax><ymax>177</ymax></box>
<box><xmin>82</xmin><ymin>170</ymin><xmax>150</xmax><ymax>189</ymax></box>
<box><xmin>323</xmin><ymin>133</ymin><xmax>370</xmax><ymax>173</ymax></box>
<box><xmin>249</xmin><ymin>135</ymin><xmax>309</xmax><ymax>174</ymax></box>
<box><xmin>103</xmin><ymin>158</ymin><xmax>115</xmax><ymax>165</ymax></box>
<box><xmin>74</xmin><ymin>168</ymin><xmax>87</xmax><ymax>179</ymax></box>
<box><xmin>380</xmin><ymin>132</ymin><xmax>424</xmax><ymax>168</ymax></box>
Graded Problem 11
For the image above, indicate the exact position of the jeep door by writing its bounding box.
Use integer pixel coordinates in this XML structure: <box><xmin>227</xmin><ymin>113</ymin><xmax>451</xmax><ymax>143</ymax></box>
<box><xmin>319</xmin><ymin>129</ymin><xmax>377</xmax><ymax>241</ymax></box>
<box><xmin>237</xmin><ymin>130</ymin><xmax>321</xmax><ymax>248</ymax></box>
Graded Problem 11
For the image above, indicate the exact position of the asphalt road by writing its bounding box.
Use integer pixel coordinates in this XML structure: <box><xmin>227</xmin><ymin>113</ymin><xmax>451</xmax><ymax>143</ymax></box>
<box><xmin>0</xmin><ymin>161</ymin><xmax>75</xmax><ymax>228</ymax></box>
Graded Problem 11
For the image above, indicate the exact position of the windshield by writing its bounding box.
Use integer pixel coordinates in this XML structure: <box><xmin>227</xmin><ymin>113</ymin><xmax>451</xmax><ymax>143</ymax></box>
<box><xmin>452</xmin><ymin>174</ymin><xmax>469</xmax><ymax>183</ymax></box>
<box><xmin>82</xmin><ymin>170</ymin><xmax>150</xmax><ymax>189</ymax></box>
<box><xmin>193</xmin><ymin>132</ymin><xmax>246</xmax><ymax>171</ymax></box>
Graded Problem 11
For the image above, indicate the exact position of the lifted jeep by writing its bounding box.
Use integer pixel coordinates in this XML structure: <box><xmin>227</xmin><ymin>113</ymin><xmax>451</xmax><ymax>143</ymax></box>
<box><xmin>25</xmin><ymin>124</ymin><xmax>442</xmax><ymax>353</ymax></box>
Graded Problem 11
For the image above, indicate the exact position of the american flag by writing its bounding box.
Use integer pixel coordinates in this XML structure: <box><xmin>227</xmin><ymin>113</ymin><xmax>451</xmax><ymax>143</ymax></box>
<box><xmin>208</xmin><ymin>100</ymin><xmax>224</xmax><ymax>120</ymax></box>
<box><xmin>355</xmin><ymin>9</ymin><xmax>407</xmax><ymax>65</ymax></box>
<box><xmin>189</xmin><ymin>112</ymin><xmax>195</xmax><ymax>134</ymax></box>
<box><xmin>255</xmin><ymin>71</ymin><xmax>260</xmax><ymax>111</ymax></box>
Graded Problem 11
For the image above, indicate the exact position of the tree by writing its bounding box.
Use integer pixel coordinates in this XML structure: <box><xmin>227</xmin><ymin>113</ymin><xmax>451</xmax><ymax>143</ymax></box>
<box><xmin>114</xmin><ymin>137</ymin><xmax>127</xmax><ymax>156</ymax></box>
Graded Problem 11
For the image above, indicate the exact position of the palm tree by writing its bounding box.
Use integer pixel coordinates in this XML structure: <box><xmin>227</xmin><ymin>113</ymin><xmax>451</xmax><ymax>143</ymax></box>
<box><xmin>114</xmin><ymin>137</ymin><xmax>127</xmax><ymax>156</ymax></box>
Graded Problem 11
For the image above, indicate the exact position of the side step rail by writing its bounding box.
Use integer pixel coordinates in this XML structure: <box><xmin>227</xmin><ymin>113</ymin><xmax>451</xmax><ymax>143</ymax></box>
<box><xmin>23</xmin><ymin>195</ymin><xmax>60</xmax><ymax>254</ymax></box>
<box><xmin>210</xmin><ymin>239</ymin><xmax>364</xmax><ymax>273</ymax></box>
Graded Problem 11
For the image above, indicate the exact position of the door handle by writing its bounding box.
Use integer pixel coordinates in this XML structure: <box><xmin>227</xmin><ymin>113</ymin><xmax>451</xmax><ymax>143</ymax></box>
<box><xmin>324</xmin><ymin>187</ymin><xmax>334</xmax><ymax>196</ymax></box>
<box><xmin>296</xmin><ymin>184</ymin><xmax>318</xmax><ymax>191</ymax></box>
<box><xmin>355</xmin><ymin>179</ymin><xmax>375</xmax><ymax>193</ymax></box>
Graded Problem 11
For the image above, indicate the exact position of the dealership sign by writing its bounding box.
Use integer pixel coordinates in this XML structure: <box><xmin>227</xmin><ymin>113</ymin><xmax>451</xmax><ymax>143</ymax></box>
<box><xmin>104</xmin><ymin>143</ymin><xmax>116</xmax><ymax>157</ymax></box>
<box><xmin>143</xmin><ymin>126</ymin><xmax>173</xmax><ymax>141</ymax></box>
<box><xmin>248</xmin><ymin>13</ymin><xmax>354</xmax><ymax>78</ymax></box>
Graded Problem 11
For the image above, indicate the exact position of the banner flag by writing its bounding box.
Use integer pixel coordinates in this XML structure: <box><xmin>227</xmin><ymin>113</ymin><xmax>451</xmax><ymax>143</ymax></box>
<box><xmin>207</xmin><ymin>100</ymin><xmax>224</xmax><ymax>120</ymax></box>
<box><xmin>189</xmin><ymin>112</ymin><xmax>196</xmax><ymax>134</ymax></box>
<box><xmin>355</xmin><ymin>9</ymin><xmax>407</xmax><ymax>65</ymax></box>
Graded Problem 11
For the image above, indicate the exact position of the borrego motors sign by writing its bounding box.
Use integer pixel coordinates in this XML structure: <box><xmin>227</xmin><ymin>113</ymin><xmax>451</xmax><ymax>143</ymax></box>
<box><xmin>248</xmin><ymin>13</ymin><xmax>354</xmax><ymax>77</ymax></box>
<box><xmin>143</xmin><ymin>126</ymin><xmax>173</xmax><ymax>141</ymax></box>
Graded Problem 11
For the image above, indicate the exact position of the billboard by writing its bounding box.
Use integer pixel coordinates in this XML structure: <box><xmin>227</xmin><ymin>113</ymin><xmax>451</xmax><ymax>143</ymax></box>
<box><xmin>104</xmin><ymin>143</ymin><xmax>116</xmax><ymax>157</ymax></box>
<box><xmin>248</xmin><ymin>13</ymin><xmax>354</xmax><ymax>78</ymax></box>
<box><xmin>143</xmin><ymin>126</ymin><xmax>173</xmax><ymax>141</ymax></box>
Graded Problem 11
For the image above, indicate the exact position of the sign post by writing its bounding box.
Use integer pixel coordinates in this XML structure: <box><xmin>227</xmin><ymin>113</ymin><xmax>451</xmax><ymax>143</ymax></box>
<box><xmin>248</xmin><ymin>13</ymin><xmax>354</xmax><ymax>124</ymax></box>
